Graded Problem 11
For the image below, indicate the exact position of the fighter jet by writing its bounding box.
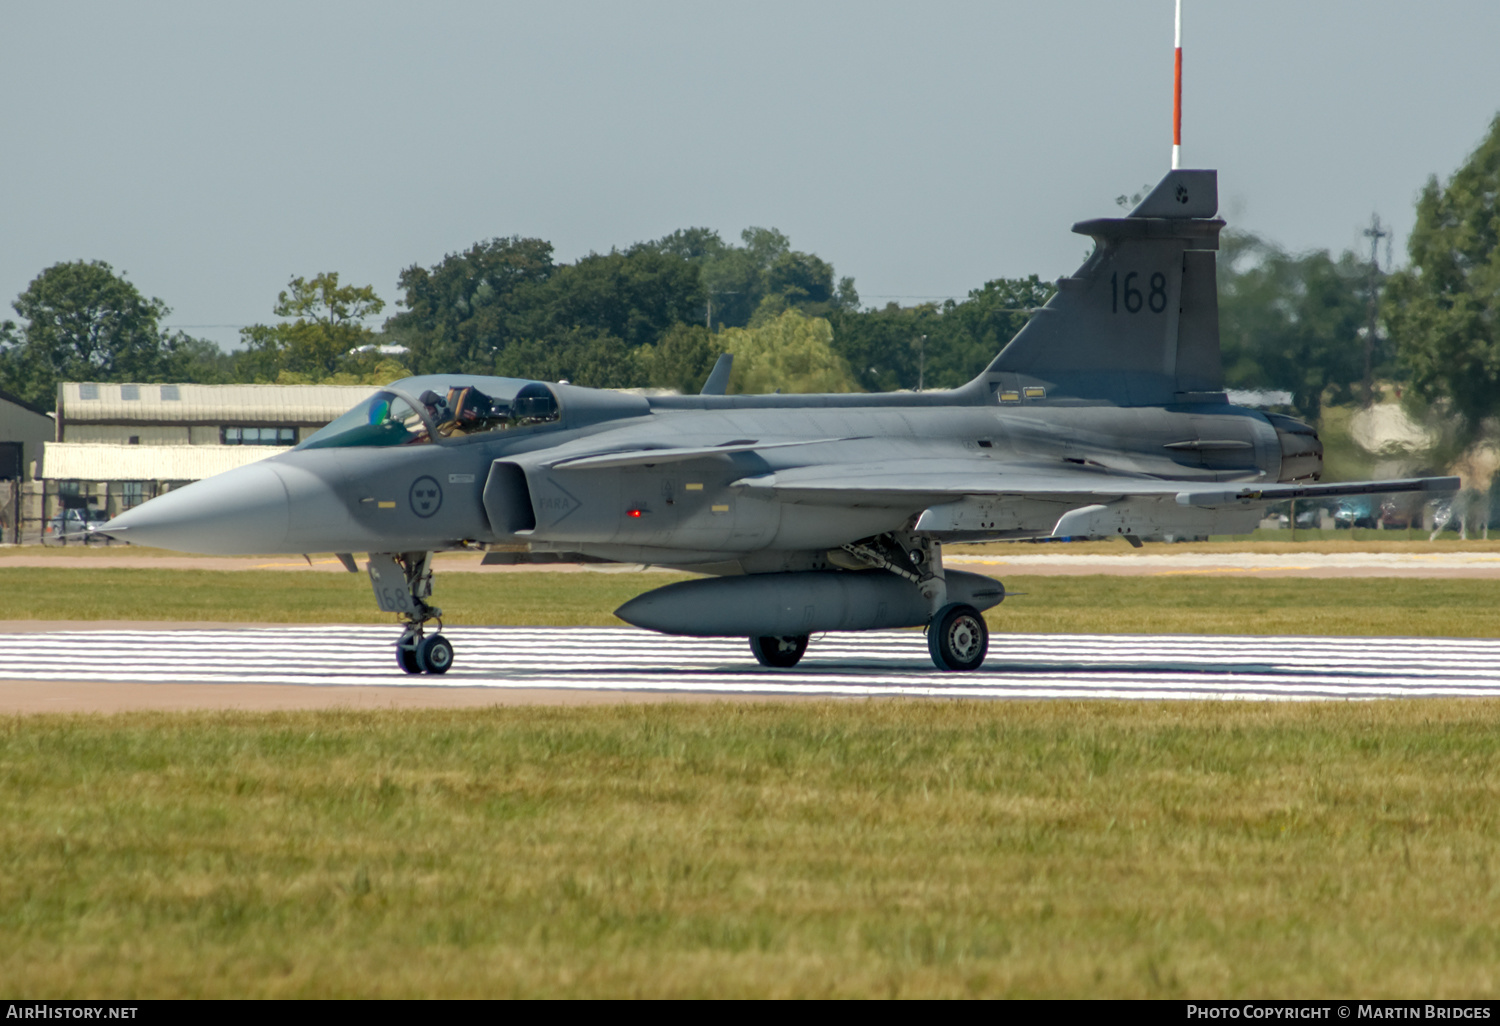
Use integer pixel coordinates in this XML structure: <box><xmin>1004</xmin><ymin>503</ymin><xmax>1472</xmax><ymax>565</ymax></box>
<box><xmin>100</xmin><ymin>169</ymin><xmax>1458</xmax><ymax>673</ymax></box>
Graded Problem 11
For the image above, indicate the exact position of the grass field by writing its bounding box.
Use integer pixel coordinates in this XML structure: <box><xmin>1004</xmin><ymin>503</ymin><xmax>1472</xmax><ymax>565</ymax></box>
<box><xmin>3</xmin><ymin>700</ymin><xmax>1499</xmax><ymax>998</ymax></box>
<box><xmin>5</xmin><ymin>559</ymin><xmax>1497</xmax><ymax>997</ymax></box>
<box><xmin>0</xmin><ymin>567</ymin><xmax>690</xmax><ymax>627</ymax></box>
<box><xmin>3</xmin><ymin>566</ymin><xmax>1499</xmax><ymax>637</ymax></box>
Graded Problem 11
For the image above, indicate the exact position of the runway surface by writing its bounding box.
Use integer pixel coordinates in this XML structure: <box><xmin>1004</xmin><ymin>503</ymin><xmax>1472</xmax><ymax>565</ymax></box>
<box><xmin>7</xmin><ymin>626</ymin><xmax>1500</xmax><ymax>702</ymax></box>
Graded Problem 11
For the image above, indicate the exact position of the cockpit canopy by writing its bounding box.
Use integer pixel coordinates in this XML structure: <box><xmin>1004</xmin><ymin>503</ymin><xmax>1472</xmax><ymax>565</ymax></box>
<box><xmin>297</xmin><ymin>376</ymin><xmax>561</xmax><ymax>450</ymax></box>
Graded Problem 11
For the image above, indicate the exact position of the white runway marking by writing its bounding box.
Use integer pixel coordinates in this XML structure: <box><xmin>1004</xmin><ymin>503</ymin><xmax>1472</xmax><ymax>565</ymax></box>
<box><xmin>7</xmin><ymin>627</ymin><xmax>1500</xmax><ymax>701</ymax></box>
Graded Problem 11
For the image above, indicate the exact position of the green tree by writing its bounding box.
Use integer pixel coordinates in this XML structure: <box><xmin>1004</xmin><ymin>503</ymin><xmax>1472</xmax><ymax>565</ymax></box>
<box><xmin>388</xmin><ymin>238</ymin><xmax>700</xmax><ymax>380</ymax></box>
<box><xmin>0</xmin><ymin>260</ymin><xmax>211</xmax><ymax>409</ymax></box>
<box><xmin>387</xmin><ymin>237</ymin><xmax>556</xmax><ymax>375</ymax></box>
<box><xmin>1218</xmin><ymin>231</ymin><xmax>1375</xmax><ymax>422</ymax></box>
<box><xmin>492</xmin><ymin>328</ymin><xmax>641</xmax><ymax>388</ymax></box>
<box><xmin>519</xmin><ymin>249</ymin><xmax>703</xmax><ymax>351</ymax></box>
<box><xmin>1385</xmin><ymin>114</ymin><xmax>1500</xmax><ymax>436</ymax></box>
<box><xmin>935</xmin><ymin>276</ymin><xmax>1056</xmax><ymax>387</ymax></box>
<box><xmin>636</xmin><ymin>226</ymin><xmax>858</xmax><ymax>330</ymax></box>
<box><xmin>720</xmin><ymin>309</ymin><xmax>859</xmax><ymax>394</ymax></box>
<box><xmin>702</xmin><ymin>227</ymin><xmax>784</xmax><ymax>329</ymax></box>
<box><xmin>825</xmin><ymin>301</ymin><xmax>933</xmax><ymax>391</ymax></box>
<box><xmin>765</xmin><ymin>250</ymin><xmax>835</xmax><ymax>307</ymax></box>
<box><xmin>636</xmin><ymin>322</ymin><xmax>717</xmax><ymax>393</ymax></box>
<box><xmin>825</xmin><ymin>276</ymin><xmax>1054</xmax><ymax>392</ymax></box>
<box><xmin>237</xmin><ymin>273</ymin><xmax>387</xmax><ymax>382</ymax></box>
<box><xmin>163</xmin><ymin>335</ymin><xmax>237</xmax><ymax>384</ymax></box>
<box><xmin>388</xmin><ymin>227</ymin><xmax>862</xmax><ymax>384</ymax></box>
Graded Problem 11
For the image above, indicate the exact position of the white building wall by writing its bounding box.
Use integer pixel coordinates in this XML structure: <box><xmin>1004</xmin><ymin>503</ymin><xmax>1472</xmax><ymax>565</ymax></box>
<box><xmin>41</xmin><ymin>443</ymin><xmax>291</xmax><ymax>481</ymax></box>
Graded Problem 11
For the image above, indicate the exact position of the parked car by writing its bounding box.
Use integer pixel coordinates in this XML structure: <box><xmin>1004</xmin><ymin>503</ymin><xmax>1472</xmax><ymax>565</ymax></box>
<box><xmin>1334</xmin><ymin>499</ymin><xmax>1378</xmax><ymax>529</ymax></box>
<box><xmin>44</xmin><ymin>508</ymin><xmax>109</xmax><ymax>542</ymax></box>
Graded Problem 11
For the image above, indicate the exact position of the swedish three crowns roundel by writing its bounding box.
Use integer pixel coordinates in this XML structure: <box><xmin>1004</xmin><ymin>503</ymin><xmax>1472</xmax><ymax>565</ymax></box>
<box><xmin>409</xmin><ymin>476</ymin><xmax>443</xmax><ymax>518</ymax></box>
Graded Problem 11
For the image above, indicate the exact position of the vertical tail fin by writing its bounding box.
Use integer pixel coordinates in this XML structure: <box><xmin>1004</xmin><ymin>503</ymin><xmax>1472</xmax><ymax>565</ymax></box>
<box><xmin>972</xmin><ymin>169</ymin><xmax>1225</xmax><ymax>406</ymax></box>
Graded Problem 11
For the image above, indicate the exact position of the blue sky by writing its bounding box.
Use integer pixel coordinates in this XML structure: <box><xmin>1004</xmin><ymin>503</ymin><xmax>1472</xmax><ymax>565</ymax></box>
<box><xmin>4</xmin><ymin>1</ymin><xmax>1497</xmax><ymax>350</ymax></box>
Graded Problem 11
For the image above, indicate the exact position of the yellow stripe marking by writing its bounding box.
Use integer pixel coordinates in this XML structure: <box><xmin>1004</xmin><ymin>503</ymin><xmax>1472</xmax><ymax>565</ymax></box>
<box><xmin>254</xmin><ymin>559</ymin><xmax>343</xmax><ymax>569</ymax></box>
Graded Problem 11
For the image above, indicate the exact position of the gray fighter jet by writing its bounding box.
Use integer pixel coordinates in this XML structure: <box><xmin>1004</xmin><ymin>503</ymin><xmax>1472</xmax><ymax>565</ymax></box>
<box><xmin>100</xmin><ymin>169</ymin><xmax>1458</xmax><ymax>673</ymax></box>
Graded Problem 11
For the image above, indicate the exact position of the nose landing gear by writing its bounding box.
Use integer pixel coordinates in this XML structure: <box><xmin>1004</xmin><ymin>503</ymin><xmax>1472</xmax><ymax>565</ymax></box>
<box><xmin>370</xmin><ymin>552</ymin><xmax>453</xmax><ymax>675</ymax></box>
<box><xmin>395</xmin><ymin>623</ymin><xmax>454</xmax><ymax>675</ymax></box>
<box><xmin>415</xmin><ymin>632</ymin><xmax>454</xmax><ymax>674</ymax></box>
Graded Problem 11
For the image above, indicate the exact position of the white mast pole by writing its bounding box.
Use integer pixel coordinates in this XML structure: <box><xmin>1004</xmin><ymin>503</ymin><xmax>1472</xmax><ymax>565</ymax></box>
<box><xmin>1172</xmin><ymin>0</ymin><xmax>1182</xmax><ymax>169</ymax></box>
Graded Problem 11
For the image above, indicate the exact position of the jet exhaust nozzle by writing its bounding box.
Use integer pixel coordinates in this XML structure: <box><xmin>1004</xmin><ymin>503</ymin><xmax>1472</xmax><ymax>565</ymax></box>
<box><xmin>615</xmin><ymin>570</ymin><xmax>1004</xmax><ymax>637</ymax></box>
<box><xmin>1264</xmin><ymin>412</ymin><xmax>1323</xmax><ymax>483</ymax></box>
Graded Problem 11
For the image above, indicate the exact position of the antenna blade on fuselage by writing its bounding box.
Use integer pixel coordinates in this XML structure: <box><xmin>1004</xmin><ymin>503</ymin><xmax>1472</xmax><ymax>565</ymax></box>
<box><xmin>700</xmin><ymin>353</ymin><xmax>733</xmax><ymax>395</ymax></box>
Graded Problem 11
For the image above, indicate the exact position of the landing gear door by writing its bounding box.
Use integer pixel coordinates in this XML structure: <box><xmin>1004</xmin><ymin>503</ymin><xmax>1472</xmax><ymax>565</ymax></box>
<box><xmin>368</xmin><ymin>553</ymin><xmax>421</xmax><ymax>615</ymax></box>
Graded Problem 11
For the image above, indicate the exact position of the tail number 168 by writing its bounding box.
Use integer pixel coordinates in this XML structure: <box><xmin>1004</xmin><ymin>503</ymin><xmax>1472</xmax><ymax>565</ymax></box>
<box><xmin>1111</xmin><ymin>271</ymin><xmax>1168</xmax><ymax>314</ymax></box>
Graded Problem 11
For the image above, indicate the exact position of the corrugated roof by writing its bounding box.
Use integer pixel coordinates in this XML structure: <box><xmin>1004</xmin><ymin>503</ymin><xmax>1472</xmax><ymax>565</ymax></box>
<box><xmin>58</xmin><ymin>382</ymin><xmax>378</xmax><ymax>424</ymax></box>
<box><xmin>40</xmin><ymin>442</ymin><xmax>290</xmax><ymax>481</ymax></box>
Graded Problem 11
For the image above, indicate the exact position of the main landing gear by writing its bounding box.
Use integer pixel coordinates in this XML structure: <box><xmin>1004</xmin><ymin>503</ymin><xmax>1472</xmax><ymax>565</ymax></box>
<box><xmin>896</xmin><ymin>534</ymin><xmax>990</xmax><ymax>672</ymax></box>
<box><xmin>368</xmin><ymin>552</ymin><xmax>453</xmax><ymax>675</ymax></box>
<box><xmin>740</xmin><ymin>534</ymin><xmax>992</xmax><ymax>673</ymax></box>
<box><xmin>844</xmin><ymin>532</ymin><xmax>991</xmax><ymax>672</ymax></box>
<box><xmin>927</xmin><ymin>602</ymin><xmax>989</xmax><ymax>672</ymax></box>
<box><xmin>746</xmin><ymin>608</ymin><xmax>988</xmax><ymax>673</ymax></box>
<box><xmin>750</xmin><ymin>634</ymin><xmax>810</xmax><ymax>668</ymax></box>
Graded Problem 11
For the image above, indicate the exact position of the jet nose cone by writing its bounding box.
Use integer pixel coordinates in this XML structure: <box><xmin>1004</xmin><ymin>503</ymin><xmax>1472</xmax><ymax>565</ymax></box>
<box><xmin>102</xmin><ymin>462</ymin><xmax>291</xmax><ymax>554</ymax></box>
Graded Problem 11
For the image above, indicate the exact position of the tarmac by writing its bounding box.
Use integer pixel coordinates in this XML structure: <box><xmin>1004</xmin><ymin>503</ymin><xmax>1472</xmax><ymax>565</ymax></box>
<box><xmin>5</xmin><ymin>546</ymin><xmax>1497</xmax><ymax>712</ymax></box>
<box><xmin>4</xmin><ymin>625</ymin><xmax>1499</xmax><ymax>714</ymax></box>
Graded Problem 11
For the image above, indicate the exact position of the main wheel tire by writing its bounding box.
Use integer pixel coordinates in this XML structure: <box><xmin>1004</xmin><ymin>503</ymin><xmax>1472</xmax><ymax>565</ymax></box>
<box><xmin>928</xmin><ymin>603</ymin><xmax>988</xmax><ymax>672</ymax></box>
<box><xmin>396</xmin><ymin>636</ymin><xmax>421</xmax><ymax>674</ymax></box>
<box><xmin>417</xmin><ymin>633</ymin><xmax>454</xmax><ymax>675</ymax></box>
<box><xmin>750</xmin><ymin>634</ymin><xmax>809</xmax><ymax>668</ymax></box>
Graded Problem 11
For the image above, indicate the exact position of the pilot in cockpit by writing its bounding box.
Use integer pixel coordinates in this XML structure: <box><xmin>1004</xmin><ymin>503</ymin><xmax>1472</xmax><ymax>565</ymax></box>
<box><xmin>415</xmin><ymin>390</ymin><xmax>450</xmax><ymax>440</ymax></box>
<box><xmin>423</xmin><ymin>385</ymin><xmax>500</xmax><ymax>437</ymax></box>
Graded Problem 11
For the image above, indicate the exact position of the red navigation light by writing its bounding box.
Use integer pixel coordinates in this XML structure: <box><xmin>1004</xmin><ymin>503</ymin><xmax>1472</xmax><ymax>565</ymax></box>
<box><xmin>627</xmin><ymin>508</ymin><xmax>643</xmax><ymax>518</ymax></box>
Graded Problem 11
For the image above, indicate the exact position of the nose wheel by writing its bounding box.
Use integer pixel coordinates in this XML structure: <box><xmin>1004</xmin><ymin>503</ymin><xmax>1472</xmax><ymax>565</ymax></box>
<box><xmin>396</xmin><ymin>625</ymin><xmax>453</xmax><ymax>675</ymax></box>
<box><xmin>397</xmin><ymin>636</ymin><xmax>421</xmax><ymax>674</ymax></box>
<box><xmin>417</xmin><ymin>633</ymin><xmax>453</xmax><ymax>674</ymax></box>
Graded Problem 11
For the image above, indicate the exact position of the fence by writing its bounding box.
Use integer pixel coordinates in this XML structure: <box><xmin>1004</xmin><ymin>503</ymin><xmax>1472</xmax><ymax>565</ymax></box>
<box><xmin>1</xmin><ymin>479</ymin><xmax>188</xmax><ymax>546</ymax></box>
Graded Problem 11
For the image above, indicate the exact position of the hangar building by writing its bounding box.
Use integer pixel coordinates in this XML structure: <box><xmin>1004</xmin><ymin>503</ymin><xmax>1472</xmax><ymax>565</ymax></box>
<box><xmin>31</xmin><ymin>382</ymin><xmax>376</xmax><ymax>536</ymax></box>
<box><xmin>1</xmin><ymin>388</ymin><xmax>55</xmax><ymax>542</ymax></box>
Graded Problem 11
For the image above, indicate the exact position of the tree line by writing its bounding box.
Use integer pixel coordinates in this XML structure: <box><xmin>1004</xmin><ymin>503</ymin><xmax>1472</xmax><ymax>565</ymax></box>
<box><xmin>0</xmin><ymin>223</ymin><xmax>1055</xmax><ymax>407</ymax></box>
<box><xmin>3</xmin><ymin>112</ymin><xmax>1497</xmax><ymax>454</ymax></box>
